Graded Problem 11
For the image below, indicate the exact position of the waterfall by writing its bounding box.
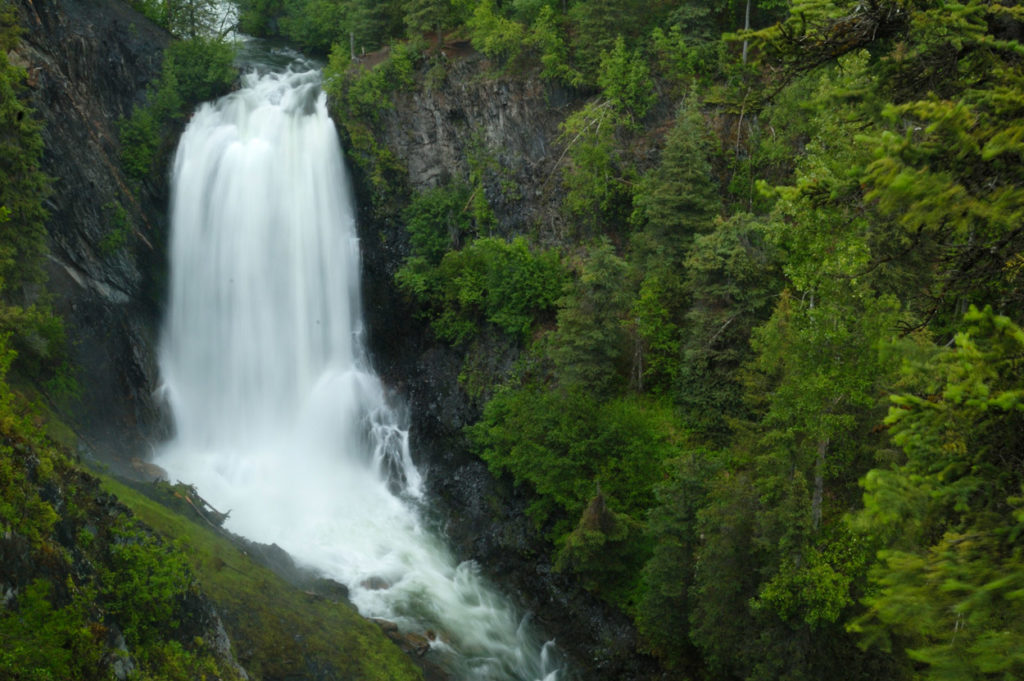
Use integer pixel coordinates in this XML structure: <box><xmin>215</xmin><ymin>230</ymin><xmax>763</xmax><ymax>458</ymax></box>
<box><xmin>155</xmin><ymin>64</ymin><xmax>563</xmax><ymax>681</ymax></box>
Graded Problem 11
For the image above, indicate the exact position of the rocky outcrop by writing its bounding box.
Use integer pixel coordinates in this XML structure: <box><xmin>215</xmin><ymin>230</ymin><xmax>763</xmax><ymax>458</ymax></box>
<box><xmin>379</xmin><ymin>52</ymin><xmax>574</xmax><ymax>235</ymax></box>
<box><xmin>13</xmin><ymin>0</ymin><xmax>172</xmax><ymax>463</ymax></box>
<box><xmin>352</xmin><ymin>51</ymin><xmax>661</xmax><ymax>681</ymax></box>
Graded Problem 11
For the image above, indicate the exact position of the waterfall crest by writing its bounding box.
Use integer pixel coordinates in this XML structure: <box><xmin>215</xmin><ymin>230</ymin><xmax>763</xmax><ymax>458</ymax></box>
<box><xmin>154</xmin><ymin>65</ymin><xmax>563</xmax><ymax>681</ymax></box>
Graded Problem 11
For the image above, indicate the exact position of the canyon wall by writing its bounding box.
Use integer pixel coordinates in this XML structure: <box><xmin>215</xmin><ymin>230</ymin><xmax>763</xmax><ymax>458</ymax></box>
<box><xmin>14</xmin><ymin>0</ymin><xmax>171</xmax><ymax>465</ymax></box>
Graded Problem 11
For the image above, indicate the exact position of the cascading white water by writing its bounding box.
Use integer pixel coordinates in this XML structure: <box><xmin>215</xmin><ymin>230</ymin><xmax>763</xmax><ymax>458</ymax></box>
<box><xmin>155</xmin><ymin>64</ymin><xmax>563</xmax><ymax>681</ymax></box>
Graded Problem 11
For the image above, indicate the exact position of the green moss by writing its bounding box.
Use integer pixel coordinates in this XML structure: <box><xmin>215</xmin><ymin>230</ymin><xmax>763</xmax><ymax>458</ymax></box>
<box><xmin>99</xmin><ymin>201</ymin><xmax>131</xmax><ymax>255</ymax></box>
<box><xmin>100</xmin><ymin>477</ymin><xmax>423</xmax><ymax>681</ymax></box>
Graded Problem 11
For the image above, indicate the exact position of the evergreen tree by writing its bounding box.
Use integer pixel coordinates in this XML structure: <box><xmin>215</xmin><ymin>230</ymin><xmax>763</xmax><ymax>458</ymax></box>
<box><xmin>567</xmin><ymin>0</ymin><xmax>653</xmax><ymax>78</ymax></box>
<box><xmin>628</xmin><ymin>99</ymin><xmax>722</xmax><ymax>397</ymax></box>
<box><xmin>548</xmin><ymin>238</ymin><xmax>632</xmax><ymax>395</ymax></box>
<box><xmin>637</xmin><ymin>449</ymin><xmax>718</xmax><ymax>673</ymax></box>
<box><xmin>852</xmin><ymin>306</ymin><xmax>1024</xmax><ymax>680</ymax></box>
<box><xmin>632</xmin><ymin>98</ymin><xmax>720</xmax><ymax>255</ymax></box>
<box><xmin>403</xmin><ymin>0</ymin><xmax>460</xmax><ymax>48</ymax></box>
<box><xmin>676</xmin><ymin>213</ymin><xmax>779</xmax><ymax>435</ymax></box>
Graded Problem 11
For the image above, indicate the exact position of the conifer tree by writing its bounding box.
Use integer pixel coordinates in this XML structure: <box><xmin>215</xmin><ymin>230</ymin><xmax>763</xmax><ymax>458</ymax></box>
<box><xmin>632</xmin><ymin>99</ymin><xmax>720</xmax><ymax>254</ymax></box>
<box><xmin>403</xmin><ymin>0</ymin><xmax>459</xmax><ymax>49</ymax></box>
<box><xmin>852</xmin><ymin>306</ymin><xmax>1024</xmax><ymax>680</ymax></box>
<box><xmin>548</xmin><ymin>238</ymin><xmax>632</xmax><ymax>395</ymax></box>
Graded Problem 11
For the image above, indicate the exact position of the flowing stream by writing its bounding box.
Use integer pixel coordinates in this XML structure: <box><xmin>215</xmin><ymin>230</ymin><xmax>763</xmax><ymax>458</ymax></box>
<box><xmin>154</xmin><ymin>59</ymin><xmax>563</xmax><ymax>681</ymax></box>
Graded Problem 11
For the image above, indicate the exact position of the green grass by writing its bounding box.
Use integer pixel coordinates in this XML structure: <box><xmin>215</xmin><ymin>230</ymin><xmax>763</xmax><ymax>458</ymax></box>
<box><xmin>100</xmin><ymin>476</ymin><xmax>423</xmax><ymax>681</ymax></box>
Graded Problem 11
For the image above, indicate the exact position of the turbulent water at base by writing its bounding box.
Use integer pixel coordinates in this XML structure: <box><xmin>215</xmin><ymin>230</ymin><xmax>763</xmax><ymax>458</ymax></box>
<box><xmin>154</xmin><ymin>61</ymin><xmax>563</xmax><ymax>681</ymax></box>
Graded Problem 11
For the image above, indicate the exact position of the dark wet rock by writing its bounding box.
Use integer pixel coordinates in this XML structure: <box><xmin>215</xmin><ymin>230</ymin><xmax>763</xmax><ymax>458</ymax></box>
<box><xmin>129</xmin><ymin>456</ymin><xmax>168</xmax><ymax>482</ymax></box>
<box><xmin>308</xmin><ymin>577</ymin><xmax>351</xmax><ymax>603</ymax></box>
<box><xmin>362</xmin><ymin>576</ymin><xmax>392</xmax><ymax>590</ymax></box>
<box><xmin>13</xmin><ymin>0</ymin><xmax>173</xmax><ymax>463</ymax></box>
<box><xmin>377</xmin><ymin>53</ymin><xmax>574</xmax><ymax>238</ymax></box>
<box><xmin>371</xmin><ymin>617</ymin><xmax>400</xmax><ymax>634</ymax></box>
<box><xmin>373</xmin><ymin>623</ymin><xmax>450</xmax><ymax>681</ymax></box>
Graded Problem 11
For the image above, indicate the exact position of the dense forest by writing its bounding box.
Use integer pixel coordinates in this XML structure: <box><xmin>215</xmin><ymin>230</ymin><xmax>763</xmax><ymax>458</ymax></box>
<box><xmin>306</xmin><ymin>0</ymin><xmax>1023</xmax><ymax>679</ymax></box>
<box><xmin>2</xmin><ymin>0</ymin><xmax>1023</xmax><ymax>679</ymax></box>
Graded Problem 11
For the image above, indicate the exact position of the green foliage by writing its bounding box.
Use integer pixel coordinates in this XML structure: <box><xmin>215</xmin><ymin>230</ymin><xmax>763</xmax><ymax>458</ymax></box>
<box><xmin>0</xmin><ymin>371</ymin><xmax>245</xmax><ymax>681</ymax></box>
<box><xmin>470</xmin><ymin>385</ymin><xmax>682</xmax><ymax>538</ymax></box>
<box><xmin>99</xmin><ymin>201</ymin><xmax>131</xmax><ymax>255</ymax></box>
<box><xmin>130</xmin><ymin>0</ymin><xmax>230</xmax><ymax>38</ymax></box>
<box><xmin>279</xmin><ymin>0</ymin><xmax>348</xmax><ymax>53</ymax></box>
<box><xmin>102</xmin><ymin>530</ymin><xmax>193</xmax><ymax>646</ymax></box>
<box><xmin>627</xmin><ymin>270</ymin><xmax>684</xmax><ymax>395</ymax></box>
<box><xmin>102</xmin><ymin>477</ymin><xmax>423</xmax><ymax>681</ymax></box>
<box><xmin>687</xmin><ymin>467</ymin><xmax>762</xmax><ymax>676</ymax></box>
<box><xmin>649</xmin><ymin>25</ymin><xmax>702</xmax><ymax>88</ymax></box>
<box><xmin>163</xmin><ymin>38</ymin><xmax>237</xmax><ymax>104</ymax></box>
<box><xmin>852</xmin><ymin>307</ymin><xmax>1024</xmax><ymax>680</ymax></box>
<box><xmin>235</xmin><ymin>0</ymin><xmax>285</xmax><ymax>36</ymax></box>
<box><xmin>636</xmin><ymin>451</ymin><xmax>716</xmax><ymax>669</ymax></box>
<box><xmin>463</xmin><ymin>129</ymin><xmax>512</xmax><ymax>228</ymax></box>
<box><xmin>236</xmin><ymin>0</ymin><xmax>406</xmax><ymax>54</ymax></box>
<box><xmin>596</xmin><ymin>36</ymin><xmax>654</xmax><ymax>121</ymax></box>
<box><xmin>398</xmin><ymin>234</ymin><xmax>566</xmax><ymax>344</ymax></box>
<box><xmin>558</xmin><ymin>100</ymin><xmax>625</xmax><ymax>226</ymax></box>
<box><xmin>675</xmin><ymin>283</ymin><xmax>900</xmax><ymax>680</ymax></box>
<box><xmin>632</xmin><ymin>97</ymin><xmax>720</xmax><ymax>247</ymax></box>
<box><xmin>403</xmin><ymin>0</ymin><xmax>462</xmax><ymax>44</ymax></box>
<box><xmin>624</xmin><ymin>99</ymin><xmax>726</xmax><ymax>400</ymax></box>
<box><xmin>0</xmin><ymin>580</ymin><xmax>102</xmax><ymax>681</ymax></box>
<box><xmin>566</xmin><ymin>0</ymin><xmax>645</xmax><ymax>79</ymax></box>
<box><xmin>0</xmin><ymin>399</ymin><xmax>60</xmax><ymax>547</ymax></box>
<box><xmin>675</xmin><ymin>213</ymin><xmax>779</xmax><ymax>433</ymax></box>
<box><xmin>403</xmin><ymin>183</ymin><xmax>474</xmax><ymax>264</ymax></box>
<box><xmin>0</xmin><ymin>16</ymin><xmax>67</xmax><ymax>385</ymax></box>
<box><xmin>547</xmin><ymin>238</ymin><xmax>632</xmax><ymax>395</ymax></box>
<box><xmin>0</xmin><ymin>42</ymin><xmax>49</xmax><ymax>293</ymax></box>
<box><xmin>120</xmin><ymin>37</ymin><xmax>236</xmax><ymax>185</ymax></box>
<box><xmin>324</xmin><ymin>40</ymin><xmax>417</xmax><ymax>207</ymax></box>
<box><xmin>555</xmin><ymin>492</ymin><xmax>646</xmax><ymax>609</ymax></box>
<box><xmin>0</xmin><ymin>372</ymin><xmax>418</xmax><ymax>681</ymax></box>
<box><xmin>467</xmin><ymin>0</ymin><xmax>526</xmax><ymax>63</ymax></box>
<box><xmin>335</xmin><ymin>40</ymin><xmax>417</xmax><ymax>121</ymax></box>
<box><xmin>526</xmin><ymin>6</ymin><xmax>584</xmax><ymax>87</ymax></box>
<box><xmin>119</xmin><ymin>104</ymin><xmax>162</xmax><ymax>183</ymax></box>
<box><xmin>557</xmin><ymin>38</ymin><xmax>656</xmax><ymax>228</ymax></box>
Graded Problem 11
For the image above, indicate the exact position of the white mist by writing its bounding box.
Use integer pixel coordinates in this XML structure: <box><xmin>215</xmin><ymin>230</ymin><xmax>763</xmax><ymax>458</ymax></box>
<box><xmin>155</xmin><ymin>66</ymin><xmax>562</xmax><ymax>681</ymax></box>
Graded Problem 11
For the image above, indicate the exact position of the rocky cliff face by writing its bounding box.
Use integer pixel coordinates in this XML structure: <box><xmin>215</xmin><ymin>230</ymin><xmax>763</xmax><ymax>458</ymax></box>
<box><xmin>380</xmin><ymin>53</ymin><xmax>573</xmax><ymax>234</ymax></box>
<box><xmin>353</xmin><ymin>52</ymin><xmax>661</xmax><ymax>681</ymax></box>
<box><xmin>13</xmin><ymin>0</ymin><xmax>171</xmax><ymax>463</ymax></box>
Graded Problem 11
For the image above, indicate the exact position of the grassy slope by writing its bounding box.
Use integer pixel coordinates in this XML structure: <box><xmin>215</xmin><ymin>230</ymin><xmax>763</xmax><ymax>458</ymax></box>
<box><xmin>100</xmin><ymin>476</ymin><xmax>423</xmax><ymax>681</ymax></box>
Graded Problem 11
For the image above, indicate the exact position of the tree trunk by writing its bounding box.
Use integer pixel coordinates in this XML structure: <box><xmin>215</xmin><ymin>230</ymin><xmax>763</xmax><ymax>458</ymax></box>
<box><xmin>812</xmin><ymin>437</ymin><xmax>828</xmax><ymax>531</ymax></box>
<box><xmin>742</xmin><ymin>0</ymin><xmax>752</xmax><ymax>64</ymax></box>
